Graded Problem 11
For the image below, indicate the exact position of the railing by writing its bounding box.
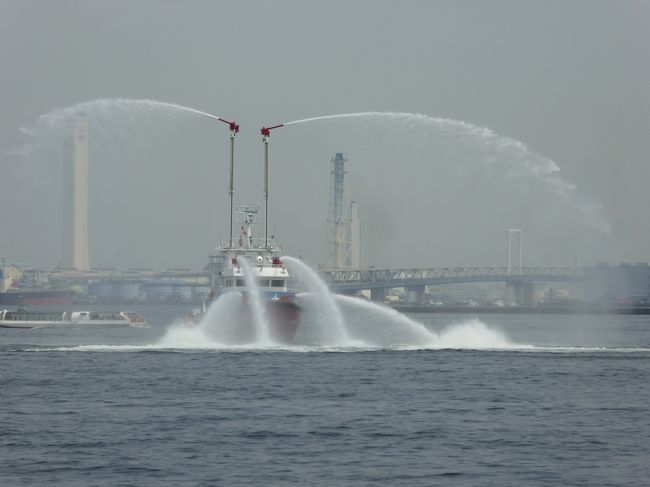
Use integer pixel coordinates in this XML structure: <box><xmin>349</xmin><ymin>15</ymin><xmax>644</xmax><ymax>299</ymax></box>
<box><xmin>46</xmin><ymin>265</ymin><xmax>584</xmax><ymax>289</ymax></box>
<box><xmin>321</xmin><ymin>266</ymin><xmax>584</xmax><ymax>283</ymax></box>
<box><xmin>215</xmin><ymin>237</ymin><xmax>282</xmax><ymax>250</ymax></box>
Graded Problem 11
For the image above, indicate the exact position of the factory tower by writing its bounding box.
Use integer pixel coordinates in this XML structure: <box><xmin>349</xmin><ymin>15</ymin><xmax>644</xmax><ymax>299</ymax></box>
<box><xmin>62</xmin><ymin>118</ymin><xmax>89</xmax><ymax>271</ymax></box>
<box><xmin>328</xmin><ymin>153</ymin><xmax>360</xmax><ymax>270</ymax></box>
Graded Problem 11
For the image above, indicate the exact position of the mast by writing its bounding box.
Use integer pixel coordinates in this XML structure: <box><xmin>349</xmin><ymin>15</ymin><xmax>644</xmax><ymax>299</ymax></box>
<box><xmin>216</xmin><ymin>119</ymin><xmax>239</xmax><ymax>247</ymax></box>
<box><xmin>228</xmin><ymin>129</ymin><xmax>235</xmax><ymax>248</ymax></box>
<box><xmin>260</xmin><ymin>124</ymin><xmax>284</xmax><ymax>248</ymax></box>
<box><xmin>263</xmin><ymin>133</ymin><xmax>269</xmax><ymax>247</ymax></box>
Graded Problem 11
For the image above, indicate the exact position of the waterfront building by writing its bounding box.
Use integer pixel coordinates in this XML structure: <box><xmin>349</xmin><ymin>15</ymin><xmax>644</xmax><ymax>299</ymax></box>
<box><xmin>583</xmin><ymin>263</ymin><xmax>650</xmax><ymax>304</ymax></box>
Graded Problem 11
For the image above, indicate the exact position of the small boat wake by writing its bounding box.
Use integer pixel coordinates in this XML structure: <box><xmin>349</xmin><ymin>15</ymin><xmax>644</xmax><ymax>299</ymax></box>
<box><xmin>149</xmin><ymin>295</ymin><xmax>528</xmax><ymax>352</ymax></box>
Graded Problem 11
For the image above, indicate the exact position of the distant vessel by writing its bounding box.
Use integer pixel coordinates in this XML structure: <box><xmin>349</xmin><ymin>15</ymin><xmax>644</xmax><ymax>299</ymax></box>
<box><xmin>0</xmin><ymin>290</ymin><xmax>73</xmax><ymax>306</ymax></box>
<box><xmin>0</xmin><ymin>309</ymin><xmax>146</xmax><ymax>328</ymax></box>
<box><xmin>208</xmin><ymin>206</ymin><xmax>301</xmax><ymax>344</ymax></box>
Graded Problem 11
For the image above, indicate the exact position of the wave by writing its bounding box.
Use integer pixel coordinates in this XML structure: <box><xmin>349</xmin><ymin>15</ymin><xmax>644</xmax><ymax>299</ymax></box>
<box><xmin>22</xmin><ymin>345</ymin><xmax>650</xmax><ymax>354</ymax></box>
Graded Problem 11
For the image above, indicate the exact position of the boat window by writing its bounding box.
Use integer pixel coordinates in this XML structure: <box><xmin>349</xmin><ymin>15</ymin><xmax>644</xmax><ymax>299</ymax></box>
<box><xmin>4</xmin><ymin>312</ymin><xmax>63</xmax><ymax>321</ymax></box>
<box><xmin>236</xmin><ymin>279</ymin><xmax>245</xmax><ymax>287</ymax></box>
<box><xmin>271</xmin><ymin>279</ymin><xmax>284</xmax><ymax>288</ymax></box>
<box><xmin>258</xmin><ymin>279</ymin><xmax>270</xmax><ymax>287</ymax></box>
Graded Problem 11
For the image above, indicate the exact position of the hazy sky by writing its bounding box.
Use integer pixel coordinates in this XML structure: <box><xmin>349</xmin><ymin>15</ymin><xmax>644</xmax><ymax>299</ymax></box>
<box><xmin>1</xmin><ymin>0</ymin><xmax>648</xmax><ymax>270</ymax></box>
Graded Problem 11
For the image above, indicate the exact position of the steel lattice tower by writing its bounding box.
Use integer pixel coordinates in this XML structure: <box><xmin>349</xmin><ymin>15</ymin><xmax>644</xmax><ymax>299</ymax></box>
<box><xmin>328</xmin><ymin>153</ymin><xmax>359</xmax><ymax>270</ymax></box>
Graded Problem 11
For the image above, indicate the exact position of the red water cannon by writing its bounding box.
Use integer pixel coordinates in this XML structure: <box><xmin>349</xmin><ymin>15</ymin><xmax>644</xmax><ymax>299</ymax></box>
<box><xmin>218</xmin><ymin>118</ymin><xmax>239</xmax><ymax>134</ymax></box>
<box><xmin>260</xmin><ymin>124</ymin><xmax>284</xmax><ymax>138</ymax></box>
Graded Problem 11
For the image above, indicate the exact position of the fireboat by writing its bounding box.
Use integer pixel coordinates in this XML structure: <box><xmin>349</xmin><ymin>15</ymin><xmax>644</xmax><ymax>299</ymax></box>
<box><xmin>204</xmin><ymin>120</ymin><xmax>301</xmax><ymax>344</ymax></box>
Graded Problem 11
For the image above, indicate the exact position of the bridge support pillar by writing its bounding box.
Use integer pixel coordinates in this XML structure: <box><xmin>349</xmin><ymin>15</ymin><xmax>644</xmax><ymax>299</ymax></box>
<box><xmin>406</xmin><ymin>285</ymin><xmax>426</xmax><ymax>305</ymax></box>
<box><xmin>370</xmin><ymin>288</ymin><xmax>386</xmax><ymax>302</ymax></box>
<box><xmin>507</xmin><ymin>280</ymin><xmax>534</xmax><ymax>306</ymax></box>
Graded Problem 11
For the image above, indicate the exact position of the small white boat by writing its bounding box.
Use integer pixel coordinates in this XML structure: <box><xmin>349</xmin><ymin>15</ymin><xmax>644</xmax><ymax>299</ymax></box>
<box><xmin>0</xmin><ymin>310</ymin><xmax>146</xmax><ymax>328</ymax></box>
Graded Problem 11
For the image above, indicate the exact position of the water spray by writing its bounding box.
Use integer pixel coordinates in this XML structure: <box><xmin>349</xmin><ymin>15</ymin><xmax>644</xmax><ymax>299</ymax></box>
<box><xmin>281</xmin><ymin>255</ymin><xmax>352</xmax><ymax>345</ymax></box>
<box><xmin>268</xmin><ymin>111</ymin><xmax>610</xmax><ymax>236</ymax></box>
<box><xmin>237</xmin><ymin>255</ymin><xmax>272</xmax><ymax>344</ymax></box>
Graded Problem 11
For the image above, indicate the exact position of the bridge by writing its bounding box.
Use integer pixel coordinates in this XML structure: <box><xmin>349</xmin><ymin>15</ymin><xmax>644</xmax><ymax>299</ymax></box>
<box><xmin>40</xmin><ymin>264</ymin><xmax>583</xmax><ymax>305</ymax></box>
<box><xmin>321</xmin><ymin>266</ymin><xmax>584</xmax><ymax>304</ymax></box>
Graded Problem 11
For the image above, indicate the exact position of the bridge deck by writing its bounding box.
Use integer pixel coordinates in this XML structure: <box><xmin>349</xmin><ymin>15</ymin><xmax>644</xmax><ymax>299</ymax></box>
<box><xmin>321</xmin><ymin>266</ymin><xmax>583</xmax><ymax>291</ymax></box>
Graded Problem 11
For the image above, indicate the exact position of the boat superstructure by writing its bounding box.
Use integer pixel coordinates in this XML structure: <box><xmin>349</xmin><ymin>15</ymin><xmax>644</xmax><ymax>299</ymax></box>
<box><xmin>218</xmin><ymin>207</ymin><xmax>293</xmax><ymax>298</ymax></box>
<box><xmin>208</xmin><ymin>206</ymin><xmax>300</xmax><ymax>343</ymax></box>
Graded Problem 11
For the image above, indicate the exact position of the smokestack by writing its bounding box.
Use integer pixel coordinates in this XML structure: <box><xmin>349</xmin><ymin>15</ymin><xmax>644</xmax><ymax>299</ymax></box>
<box><xmin>62</xmin><ymin>118</ymin><xmax>90</xmax><ymax>271</ymax></box>
<box><xmin>73</xmin><ymin>119</ymin><xmax>89</xmax><ymax>271</ymax></box>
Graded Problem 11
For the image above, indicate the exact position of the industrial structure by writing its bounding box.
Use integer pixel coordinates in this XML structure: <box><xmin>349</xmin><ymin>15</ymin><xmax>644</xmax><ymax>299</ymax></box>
<box><xmin>6</xmin><ymin>259</ymin><xmax>650</xmax><ymax>307</ymax></box>
<box><xmin>328</xmin><ymin>153</ymin><xmax>360</xmax><ymax>270</ymax></box>
<box><xmin>506</xmin><ymin>229</ymin><xmax>526</xmax><ymax>303</ymax></box>
<box><xmin>583</xmin><ymin>263</ymin><xmax>650</xmax><ymax>304</ymax></box>
<box><xmin>507</xmin><ymin>229</ymin><xmax>522</xmax><ymax>275</ymax></box>
<box><xmin>62</xmin><ymin>118</ymin><xmax>90</xmax><ymax>271</ymax></box>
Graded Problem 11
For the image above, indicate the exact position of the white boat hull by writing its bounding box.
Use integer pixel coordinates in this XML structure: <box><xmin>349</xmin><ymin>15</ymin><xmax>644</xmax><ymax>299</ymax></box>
<box><xmin>0</xmin><ymin>320</ymin><xmax>138</xmax><ymax>329</ymax></box>
<box><xmin>0</xmin><ymin>310</ymin><xmax>146</xmax><ymax>329</ymax></box>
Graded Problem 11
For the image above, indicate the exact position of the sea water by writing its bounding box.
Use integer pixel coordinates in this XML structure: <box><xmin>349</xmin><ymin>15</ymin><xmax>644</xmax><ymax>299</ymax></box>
<box><xmin>1</xmin><ymin>305</ymin><xmax>649</xmax><ymax>486</ymax></box>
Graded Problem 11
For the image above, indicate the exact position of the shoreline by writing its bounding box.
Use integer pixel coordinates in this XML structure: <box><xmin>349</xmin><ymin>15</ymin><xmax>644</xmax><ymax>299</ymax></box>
<box><xmin>390</xmin><ymin>304</ymin><xmax>650</xmax><ymax>315</ymax></box>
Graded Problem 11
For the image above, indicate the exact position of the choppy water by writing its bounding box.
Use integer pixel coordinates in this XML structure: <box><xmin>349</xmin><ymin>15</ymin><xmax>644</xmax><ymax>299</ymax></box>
<box><xmin>1</xmin><ymin>305</ymin><xmax>649</xmax><ymax>486</ymax></box>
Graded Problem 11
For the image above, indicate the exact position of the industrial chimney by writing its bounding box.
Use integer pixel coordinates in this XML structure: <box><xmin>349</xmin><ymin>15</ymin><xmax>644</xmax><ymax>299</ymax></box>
<box><xmin>62</xmin><ymin>118</ymin><xmax>89</xmax><ymax>271</ymax></box>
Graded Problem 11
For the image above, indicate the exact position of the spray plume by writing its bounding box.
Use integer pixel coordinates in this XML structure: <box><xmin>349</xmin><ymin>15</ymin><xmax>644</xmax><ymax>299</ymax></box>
<box><xmin>280</xmin><ymin>111</ymin><xmax>610</xmax><ymax>236</ymax></box>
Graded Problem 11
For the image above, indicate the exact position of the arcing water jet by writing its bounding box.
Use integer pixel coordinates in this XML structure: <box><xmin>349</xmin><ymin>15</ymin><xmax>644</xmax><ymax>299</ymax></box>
<box><xmin>237</xmin><ymin>256</ymin><xmax>273</xmax><ymax>345</ymax></box>
<box><xmin>274</xmin><ymin>111</ymin><xmax>610</xmax><ymax>236</ymax></box>
<box><xmin>10</xmin><ymin>98</ymin><xmax>224</xmax><ymax>160</ymax></box>
<box><xmin>281</xmin><ymin>256</ymin><xmax>352</xmax><ymax>345</ymax></box>
<box><xmin>334</xmin><ymin>294</ymin><xmax>436</xmax><ymax>346</ymax></box>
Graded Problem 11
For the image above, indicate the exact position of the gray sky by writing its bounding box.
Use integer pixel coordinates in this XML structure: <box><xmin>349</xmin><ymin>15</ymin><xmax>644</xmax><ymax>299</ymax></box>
<box><xmin>1</xmin><ymin>0</ymin><xmax>648</xmax><ymax>270</ymax></box>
